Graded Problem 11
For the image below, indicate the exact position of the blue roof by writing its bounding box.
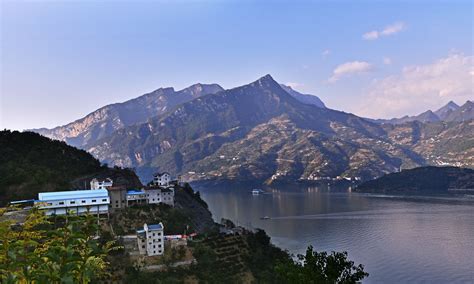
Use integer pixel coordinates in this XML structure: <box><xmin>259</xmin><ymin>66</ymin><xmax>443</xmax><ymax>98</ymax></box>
<box><xmin>127</xmin><ymin>189</ymin><xmax>145</xmax><ymax>195</ymax></box>
<box><xmin>38</xmin><ymin>189</ymin><xmax>109</xmax><ymax>201</ymax></box>
<box><xmin>148</xmin><ymin>224</ymin><xmax>163</xmax><ymax>230</ymax></box>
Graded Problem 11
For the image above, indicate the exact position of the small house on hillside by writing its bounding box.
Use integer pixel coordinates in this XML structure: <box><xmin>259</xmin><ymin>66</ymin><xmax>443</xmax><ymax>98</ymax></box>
<box><xmin>90</xmin><ymin>178</ymin><xmax>113</xmax><ymax>190</ymax></box>
<box><xmin>153</xmin><ymin>172</ymin><xmax>171</xmax><ymax>187</ymax></box>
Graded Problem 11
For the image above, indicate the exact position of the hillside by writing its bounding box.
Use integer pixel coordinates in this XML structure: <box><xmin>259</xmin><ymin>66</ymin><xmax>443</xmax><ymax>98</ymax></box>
<box><xmin>0</xmin><ymin>130</ymin><xmax>141</xmax><ymax>205</ymax></box>
<box><xmin>355</xmin><ymin>166</ymin><xmax>474</xmax><ymax>194</ymax></box>
<box><xmin>382</xmin><ymin>120</ymin><xmax>474</xmax><ymax>168</ymax></box>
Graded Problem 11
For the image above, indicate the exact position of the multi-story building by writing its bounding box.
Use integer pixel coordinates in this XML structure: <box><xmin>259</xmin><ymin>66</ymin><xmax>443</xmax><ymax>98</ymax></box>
<box><xmin>107</xmin><ymin>186</ymin><xmax>127</xmax><ymax>209</ymax></box>
<box><xmin>136</xmin><ymin>223</ymin><xmax>165</xmax><ymax>256</ymax></box>
<box><xmin>35</xmin><ymin>189</ymin><xmax>110</xmax><ymax>216</ymax></box>
<box><xmin>90</xmin><ymin>178</ymin><xmax>113</xmax><ymax>190</ymax></box>
<box><xmin>153</xmin><ymin>172</ymin><xmax>171</xmax><ymax>187</ymax></box>
<box><xmin>146</xmin><ymin>187</ymin><xmax>162</xmax><ymax>204</ymax></box>
<box><xmin>161</xmin><ymin>188</ymin><xmax>175</xmax><ymax>206</ymax></box>
<box><xmin>145</xmin><ymin>185</ymin><xmax>175</xmax><ymax>206</ymax></box>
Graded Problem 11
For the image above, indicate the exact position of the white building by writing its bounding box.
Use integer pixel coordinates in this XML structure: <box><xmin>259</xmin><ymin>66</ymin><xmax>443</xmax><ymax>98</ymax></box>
<box><xmin>90</xmin><ymin>178</ymin><xmax>113</xmax><ymax>190</ymax></box>
<box><xmin>137</xmin><ymin>223</ymin><xmax>164</xmax><ymax>256</ymax></box>
<box><xmin>153</xmin><ymin>172</ymin><xmax>171</xmax><ymax>187</ymax></box>
<box><xmin>145</xmin><ymin>186</ymin><xmax>175</xmax><ymax>206</ymax></box>
<box><xmin>146</xmin><ymin>188</ymin><xmax>162</xmax><ymax>204</ymax></box>
<box><xmin>35</xmin><ymin>189</ymin><xmax>110</xmax><ymax>216</ymax></box>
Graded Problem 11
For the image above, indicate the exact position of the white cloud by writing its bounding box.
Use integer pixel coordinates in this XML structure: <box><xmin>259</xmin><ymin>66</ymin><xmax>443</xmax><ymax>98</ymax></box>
<box><xmin>329</xmin><ymin>61</ymin><xmax>372</xmax><ymax>83</ymax></box>
<box><xmin>322</xmin><ymin>49</ymin><xmax>331</xmax><ymax>58</ymax></box>
<box><xmin>383</xmin><ymin>57</ymin><xmax>392</xmax><ymax>65</ymax></box>
<box><xmin>357</xmin><ymin>53</ymin><xmax>474</xmax><ymax>118</ymax></box>
<box><xmin>363</xmin><ymin>22</ymin><xmax>406</xmax><ymax>40</ymax></box>
<box><xmin>363</xmin><ymin>31</ymin><xmax>379</xmax><ymax>40</ymax></box>
<box><xmin>381</xmin><ymin>22</ymin><xmax>405</xmax><ymax>36</ymax></box>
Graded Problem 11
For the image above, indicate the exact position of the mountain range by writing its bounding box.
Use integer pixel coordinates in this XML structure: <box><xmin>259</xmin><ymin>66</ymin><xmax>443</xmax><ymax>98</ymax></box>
<box><xmin>374</xmin><ymin>100</ymin><xmax>474</xmax><ymax>125</ymax></box>
<box><xmin>33</xmin><ymin>83</ymin><xmax>224</xmax><ymax>147</ymax></box>
<box><xmin>31</xmin><ymin>75</ymin><xmax>473</xmax><ymax>183</ymax></box>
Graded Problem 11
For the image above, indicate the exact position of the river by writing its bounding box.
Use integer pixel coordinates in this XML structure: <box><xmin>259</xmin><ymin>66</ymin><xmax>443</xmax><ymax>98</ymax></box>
<box><xmin>198</xmin><ymin>184</ymin><xmax>474</xmax><ymax>283</ymax></box>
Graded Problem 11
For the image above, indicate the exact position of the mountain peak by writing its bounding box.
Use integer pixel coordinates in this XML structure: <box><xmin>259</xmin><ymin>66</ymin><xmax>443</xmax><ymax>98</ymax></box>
<box><xmin>179</xmin><ymin>83</ymin><xmax>224</xmax><ymax>97</ymax></box>
<box><xmin>463</xmin><ymin>100</ymin><xmax>473</xmax><ymax>106</ymax></box>
<box><xmin>434</xmin><ymin>100</ymin><xmax>461</xmax><ymax>120</ymax></box>
<box><xmin>254</xmin><ymin>74</ymin><xmax>278</xmax><ymax>86</ymax></box>
<box><xmin>259</xmin><ymin>74</ymin><xmax>274</xmax><ymax>81</ymax></box>
<box><xmin>447</xmin><ymin>100</ymin><xmax>459</xmax><ymax>108</ymax></box>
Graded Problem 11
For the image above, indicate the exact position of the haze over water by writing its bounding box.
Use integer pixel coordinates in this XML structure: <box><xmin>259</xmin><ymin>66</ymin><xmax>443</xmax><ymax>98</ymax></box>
<box><xmin>199</xmin><ymin>185</ymin><xmax>474</xmax><ymax>283</ymax></box>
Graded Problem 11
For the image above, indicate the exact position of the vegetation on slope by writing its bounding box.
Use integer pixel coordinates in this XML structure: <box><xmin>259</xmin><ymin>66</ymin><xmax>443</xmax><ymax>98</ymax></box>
<box><xmin>0</xmin><ymin>208</ymin><xmax>119</xmax><ymax>283</ymax></box>
<box><xmin>355</xmin><ymin>166</ymin><xmax>474</xmax><ymax>194</ymax></box>
<box><xmin>0</xmin><ymin>130</ymin><xmax>141</xmax><ymax>205</ymax></box>
<box><xmin>123</xmin><ymin>228</ymin><xmax>368</xmax><ymax>283</ymax></box>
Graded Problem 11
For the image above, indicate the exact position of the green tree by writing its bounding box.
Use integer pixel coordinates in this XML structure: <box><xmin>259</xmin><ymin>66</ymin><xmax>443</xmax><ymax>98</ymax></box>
<box><xmin>275</xmin><ymin>245</ymin><xmax>369</xmax><ymax>284</ymax></box>
<box><xmin>0</xmin><ymin>207</ymin><xmax>119</xmax><ymax>283</ymax></box>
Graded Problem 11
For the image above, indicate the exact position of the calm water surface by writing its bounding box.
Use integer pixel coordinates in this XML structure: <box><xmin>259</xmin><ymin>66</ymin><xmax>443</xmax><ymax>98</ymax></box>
<box><xmin>198</xmin><ymin>184</ymin><xmax>474</xmax><ymax>283</ymax></box>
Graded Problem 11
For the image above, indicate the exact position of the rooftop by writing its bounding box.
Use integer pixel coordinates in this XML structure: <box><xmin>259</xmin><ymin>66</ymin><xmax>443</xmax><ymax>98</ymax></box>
<box><xmin>126</xmin><ymin>189</ymin><xmax>145</xmax><ymax>195</ymax></box>
<box><xmin>38</xmin><ymin>189</ymin><xmax>109</xmax><ymax>201</ymax></box>
<box><xmin>147</xmin><ymin>223</ymin><xmax>163</xmax><ymax>230</ymax></box>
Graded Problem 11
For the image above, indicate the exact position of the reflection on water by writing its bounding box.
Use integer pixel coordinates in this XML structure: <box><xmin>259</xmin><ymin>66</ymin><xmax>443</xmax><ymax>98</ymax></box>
<box><xmin>198</xmin><ymin>184</ymin><xmax>474</xmax><ymax>284</ymax></box>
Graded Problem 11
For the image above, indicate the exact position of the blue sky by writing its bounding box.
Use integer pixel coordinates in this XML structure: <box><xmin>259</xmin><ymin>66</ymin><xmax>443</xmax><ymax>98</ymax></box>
<box><xmin>1</xmin><ymin>0</ymin><xmax>472</xmax><ymax>130</ymax></box>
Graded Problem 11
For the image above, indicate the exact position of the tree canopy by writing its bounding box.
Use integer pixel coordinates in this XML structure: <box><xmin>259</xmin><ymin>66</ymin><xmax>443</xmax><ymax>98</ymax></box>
<box><xmin>0</xmin><ymin>207</ymin><xmax>119</xmax><ymax>283</ymax></box>
<box><xmin>275</xmin><ymin>245</ymin><xmax>369</xmax><ymax>284</ymax></box>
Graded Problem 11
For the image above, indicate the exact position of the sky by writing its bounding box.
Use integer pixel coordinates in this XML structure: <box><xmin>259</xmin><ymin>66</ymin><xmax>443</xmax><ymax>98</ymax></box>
<box><xmin>1</xmin><ymin>0</ymin><xmax>473</xmax><ymax>130</ymax></box>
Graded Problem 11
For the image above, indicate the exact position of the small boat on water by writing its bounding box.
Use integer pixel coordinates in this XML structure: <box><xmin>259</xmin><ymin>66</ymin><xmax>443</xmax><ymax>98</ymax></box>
<box><xmin>252</xmin><ymin>188</ymin><xmax>263</xmax><ymax>195</ymax></box>
<box><xmin>260</xmin><ymin>216</ymin><xmax>270</xmax><ymax>220</ymax></box>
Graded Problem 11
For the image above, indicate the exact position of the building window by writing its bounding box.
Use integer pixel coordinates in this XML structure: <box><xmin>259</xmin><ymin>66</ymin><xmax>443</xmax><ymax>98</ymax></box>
<box><xmin>70</xmin><ymin>201</ymin><xmax>75</xmax><ymax>204</ymax></box>
<box><xmin>59</xmin><ymin>202</ymin><xmax>64</xmax><ymax>205</ymax></box>
<box><xmin>102</xmin><ymin>199</ymin><xmax>107</xmax><ymax>202</ymax></box>
<box><xmin>142</xmin><ymin>245</ymin><xmax>145</xmax><ymax>248</ymax></box>
<box><xmin>81</xmin><ymin>200</ymin><xmax>86</xmax><ymax>203</ymax></box>
<box><xmin>154</xmin><ymin>251</ymin><xmax>156</xmax><ymax>254</ymax></box>
<box><xmin>153</xmin><ymin>245</ymin><xmax>156</xmax><ymax>248</ymax></box>
<box><xmin>47</xmin><ymin>203</ymin><xmax>52</xmax><ymax>206</ymax></box>
<box><xmin>91</xmin><ymin>200</ymin><xmax>96</xmax><ymax>203</ymax></box>
<box><xmin>158</xmin><ymin>250</ymin><xmax>162</xmax><ymax>254</ymax></box>
<box><xmin>153</xmin><ymin>233</ymin><xmax>155</xmax><ymax>236</ymax></box>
